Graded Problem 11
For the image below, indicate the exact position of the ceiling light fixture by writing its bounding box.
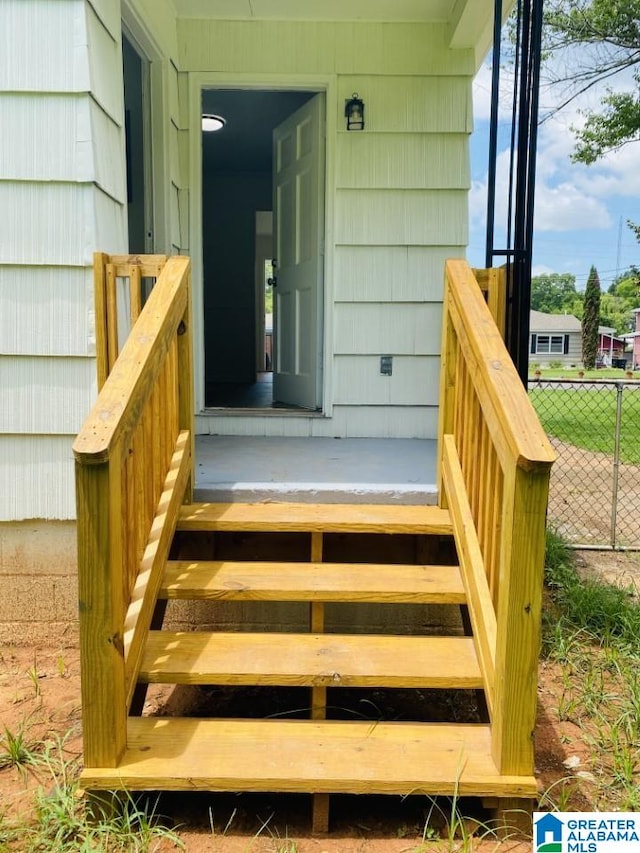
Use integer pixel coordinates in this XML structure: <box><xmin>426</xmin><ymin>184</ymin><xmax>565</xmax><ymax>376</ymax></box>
<box><xmin>202</xmin><ymin>114</ymin><xmax>226</xmax><ymax>132</ymax></box>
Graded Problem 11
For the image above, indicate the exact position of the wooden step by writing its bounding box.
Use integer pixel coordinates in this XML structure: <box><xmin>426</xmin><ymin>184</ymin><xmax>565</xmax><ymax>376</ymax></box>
<box><xmin>139</xmin><ymin>631</ymin><xmax>482</xmax><ymax>688</ymax></box>
<box><xmin>160</xmin><ymin>560</ymin><xmax>466</xmax><ymax>603</ymax></box>
<box><xmin>177</xmin><ymin>502</ymin><xmax>452</xmax><ymax>535</ymax></box>
<box><xmin>81</xmin><ymin>717</ymin><xmax>537</xmax><ymax>797</ymax></box>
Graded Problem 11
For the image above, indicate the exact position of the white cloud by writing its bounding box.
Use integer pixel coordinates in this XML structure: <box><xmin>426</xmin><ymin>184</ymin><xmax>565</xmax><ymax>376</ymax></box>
<box><xmin>471</xmin><ymin>52</ymin><xmax>639</xmax><ymax>273</ymax></box>
<box><xmin>532</xmin><ymin>264</ymin><xmax>555</xmax><ymax>276</ymax></box>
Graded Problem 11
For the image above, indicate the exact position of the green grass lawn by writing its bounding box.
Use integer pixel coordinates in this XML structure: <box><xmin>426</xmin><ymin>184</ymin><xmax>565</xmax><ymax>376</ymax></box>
<box><xmin>529</xmin><ymin>386</ymin><xmax>640</xmax><ymax>464</ymax></box>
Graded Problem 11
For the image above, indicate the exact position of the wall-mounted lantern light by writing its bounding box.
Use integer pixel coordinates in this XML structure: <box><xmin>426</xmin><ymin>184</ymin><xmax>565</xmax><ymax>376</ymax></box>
<box><xmin>344</xmin><ymin>93</ymin><xmax>365</xmax><ymax>131</ymax></box>
<box><xmin>202</xmin><ymin>114</ymin><xmax>226</xmax><ymax>132</ymax></box>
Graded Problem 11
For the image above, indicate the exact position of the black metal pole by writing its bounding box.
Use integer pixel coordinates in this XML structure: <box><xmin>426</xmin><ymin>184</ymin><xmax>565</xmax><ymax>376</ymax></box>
<box><xmin>485</xmin><ymin>0</ymin><xmax>503</xmax><ymax>268</ymax></box>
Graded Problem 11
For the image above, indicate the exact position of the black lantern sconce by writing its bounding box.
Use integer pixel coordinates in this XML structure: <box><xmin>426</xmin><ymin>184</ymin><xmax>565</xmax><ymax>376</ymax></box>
<box><xmin>345</xmin><ymin>93</ymin><xmax>365</xmax><ymax>131</ymax></box>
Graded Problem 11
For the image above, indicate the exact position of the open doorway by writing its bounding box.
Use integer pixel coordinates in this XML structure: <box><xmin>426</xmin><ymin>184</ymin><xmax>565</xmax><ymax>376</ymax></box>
<box><xmin>201</xmin><ymin>89</ymin><xmax>325</xmax><ymax>411</ymax></box>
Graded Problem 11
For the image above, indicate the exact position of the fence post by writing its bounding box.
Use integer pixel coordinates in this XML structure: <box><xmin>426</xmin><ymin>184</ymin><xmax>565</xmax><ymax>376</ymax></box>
<box><xmin>76</xmin><ymin>453</ymin><xmax>127</xmax><ymax>768</ymax></box>
<box><xmin>610</xmin><ymin>382</ymin><xmax>624</xmax><ymax>550</ymax></box>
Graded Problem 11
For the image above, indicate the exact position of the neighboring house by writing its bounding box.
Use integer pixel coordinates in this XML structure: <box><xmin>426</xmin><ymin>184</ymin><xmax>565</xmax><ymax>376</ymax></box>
<box><xmin>1</xmin><ymin>0</ymin><xmax>506</xmax><ymax>638</ymax></box>
<box><xmin>529</xmin><ymin>310</ymin><xmax>582</xmax><ymax>366</ymax></box>
<box><xmin>597</xmin><ymin>325</ymin><xmax>626</xmax><ymax>366</ymax></box>
<box><xmin>623</xmin><ymin>308</ymin><xmax>640</xmax><ymax>369</ymax></box>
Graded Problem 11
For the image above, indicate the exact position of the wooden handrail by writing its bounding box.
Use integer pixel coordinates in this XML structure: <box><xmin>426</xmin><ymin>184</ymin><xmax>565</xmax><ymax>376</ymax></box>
<box><xmin>438</xmin><ymin>258</ymin><xmax>554</xmax><ymax>779</ymax></box>
<box><xmin>75</xmin><ymin>254</ymin><xmax>193</xmax><ymax>769</ymax></box>
<box><xmin>444</xmin><ymin>259</ymin><xmax>554</xmax><ymax>473</ymax></box>
<box><xmin>74</xmin><ymin>257</ymin><xmax>189</xmax><ymax>465</ymax></box>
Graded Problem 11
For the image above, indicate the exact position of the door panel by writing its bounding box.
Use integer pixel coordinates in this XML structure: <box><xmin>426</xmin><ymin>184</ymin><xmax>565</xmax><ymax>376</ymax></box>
<box><xmin>272</xmin><ymin>93</ymin><xmax>325</xmax><ymax>409</ymax></box>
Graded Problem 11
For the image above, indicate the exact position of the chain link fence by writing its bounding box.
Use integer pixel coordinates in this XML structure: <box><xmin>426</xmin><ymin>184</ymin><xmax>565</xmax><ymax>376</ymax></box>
<box><xmin>529</xmin><ymin>379</ymin><xmax>640</xmax><ymax>549</ymax></box>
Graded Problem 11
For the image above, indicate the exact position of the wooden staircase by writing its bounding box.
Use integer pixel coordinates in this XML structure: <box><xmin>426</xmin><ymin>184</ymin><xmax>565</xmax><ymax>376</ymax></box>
<box><xmin>81</xmin><ymin>500</ymin><xmax>537</xmax><ymax>828</ymax></box>
<box><xmin>74</xmin><ymin>256</ymin><xmax>554</xmax><ymax>831</ymax></box>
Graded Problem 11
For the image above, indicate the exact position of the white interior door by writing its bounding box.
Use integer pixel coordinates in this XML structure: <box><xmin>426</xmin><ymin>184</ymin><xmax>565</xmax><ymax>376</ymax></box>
<box><xmin>272</xmin><ymin>93</ymin><xmax>325</xmax><ymax>409</ymax></box>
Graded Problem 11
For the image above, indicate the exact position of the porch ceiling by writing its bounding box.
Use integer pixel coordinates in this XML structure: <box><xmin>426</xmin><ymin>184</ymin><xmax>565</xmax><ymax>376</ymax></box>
<box><xmin>174</xmin><ymin>0</ymin><xmax>510</xmax><ymax>52</ymax></box>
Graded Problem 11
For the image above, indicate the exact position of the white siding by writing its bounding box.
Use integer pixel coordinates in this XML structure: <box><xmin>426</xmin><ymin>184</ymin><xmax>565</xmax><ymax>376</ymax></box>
<box><xmin>0</xmin><ymin>184</ymin><xmax>125</xmax><ymax>266</ymax></box>
<box><xmin>0</xmin><ymin>358</ymin><xmax>97</xmax><ymax>435</ymax></box>
<box><xmin>336</xmin><ymin>190</ymin><xmax>468</xmax><ymax>246</ymax></box>
<box><xmin>337</xmin><ymin>134</ymin><xmax>469</xmax><ymax>190</ymax></box>
<box><xmin>334</xmin><ymin>246</ymin><xmax>464</xmax><ymax>302</ymax></box>
<box><xmin>333</xmin><ymin>356</ymin><xmax>440</xmax><ymax>405</ymax></box>
<box><xmin>0</xmin><ymin>0</ymin><xmax>128</xmax><ymax>521</ymax></box>
<box><xmin>85</xmin><ymin>2</ymin><xmax>123</xmax><ymax>122</ymax></box>
<box><xmin>0</xmin><ymin>267</ymin><xmax>94</xmax><ymax>357</ymax></box>
<box><xmin>0</xmin><ymin>1</ymin><xmax>90</xmax><ymax>92</ymax></box>
<box><xmin>195</xmin><ymin>408</ymin><xmax>437</xmax><ymax>439</ymax></box>
<box><xmin>0</xmin><ymin>437</ymin><xmax>76</xmax><ymax>521</ymax></box>
<box><xmin>335</xmin><ymin>304</ymin><xmax>443</xmax><ymax>355</ymax></box>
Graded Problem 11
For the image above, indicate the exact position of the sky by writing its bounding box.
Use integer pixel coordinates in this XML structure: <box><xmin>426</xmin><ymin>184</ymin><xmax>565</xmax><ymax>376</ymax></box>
<box><xmin>467</xmin><ymin>56</ymin><xmax>640</xmax><ymax>293</ymax></box>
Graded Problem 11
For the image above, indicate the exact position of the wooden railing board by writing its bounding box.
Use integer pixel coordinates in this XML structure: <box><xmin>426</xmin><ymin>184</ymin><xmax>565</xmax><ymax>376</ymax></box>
<box><xmin>438</xmin><ymin>259</ymin><xmax>554</xmax><ymax>779</ymax></box>
<box><xmin>123</xmin><ymin>431</ymin><xmax>192</xmax><ymax>709</ymax></box>
<box><xmin>93</xmin><ymin>253</ymin><xmax>110</xmax><ymax>390</ymax></box>
<box><xmin>177</xmin><ymin>266</ymin><xmax>195</xmax><ymax>502</ymax></box>
<box><xmin>441</xmin><ymin>435</ymin><xmax>496</xmax><ymax>718</ymax></box>
<box><xmin>76</xmin><ymin>453</ymin><xmax>127</xmax><ymax>768</ymax></box>
<box><xmin>492</xmin><ymin>464</ymin><xmax>550</xmax><ymax>775</ymax></box>
<box><xmin>73</xmin><ymin>257</ymin><xmax>190</xmax><ymax>466</ymax></box>
<box><xmin>76</xmin><ymin>254</ymin><xmax>193</xmax><ymax>770</ymax></box>
<box><xmin>446</xmin><ymin>259</ymin><xmax>554</xmax><ymax>472</ymax></box>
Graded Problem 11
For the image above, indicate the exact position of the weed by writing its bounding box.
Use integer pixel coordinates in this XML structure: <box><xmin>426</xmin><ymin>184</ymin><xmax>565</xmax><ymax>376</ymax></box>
<box><xmin>0</xmin><ymin>724</ymin><xmax>41</xmax><ymax>771</ymax></box>
<box><xmin>2</xmin><ymin>733</ymin><xmax>183</xmax><ymax>852</ymax></box>
<box><xmin>541</xmin><ymin>527</ymin><xmax>640</xmax><ymax>810</ymax></box>
<box><xmin>57</xmin><ymin>655</ymin><xmax>67</xmax><ymax>678</ymax></box>
<box><xmin>253</xmin><ymin>811</ymin><xmax>299</xmax><ymax>853</ymax></box>
<box><xmin>538</xmin><ymin>777</ymin><xmax>578</xmax><ymax>812</ymax></box>
<box><xmin>26</xmin><ymin>656</ymin><xmax>41</xmax><ymax>699</ymax></box>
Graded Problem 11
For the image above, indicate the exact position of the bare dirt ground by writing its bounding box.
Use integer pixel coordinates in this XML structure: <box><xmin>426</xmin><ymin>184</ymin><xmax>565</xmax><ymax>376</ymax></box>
<box><xmin>1</xmin><ymin>549</ymin><xmax>636</xmax><ymax>852</ymax></box>
<box><xmin>547</xmin><ymin>438</ymin><xmax>640</xmax><ymax>549</ymax></box>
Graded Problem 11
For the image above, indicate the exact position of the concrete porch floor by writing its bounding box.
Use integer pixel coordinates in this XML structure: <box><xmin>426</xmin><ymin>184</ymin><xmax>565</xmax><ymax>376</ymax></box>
<box><xmin>194</xmin><ymin>436</ymin><xmax>438</xmax><ymax>505</ymax></box>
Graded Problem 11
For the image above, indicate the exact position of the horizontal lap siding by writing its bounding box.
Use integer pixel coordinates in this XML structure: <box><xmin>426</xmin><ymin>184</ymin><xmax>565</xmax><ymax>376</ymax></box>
<box><xmin>0</xmin><ymin>0</ymin><xmax>127</xmax><ymax>520</ymax></box>
<box><xmin>334</xmin><ymin>246</ymin><xmax>464</xmax><ymax>302</ymax></box>
<box><xmin>0</xmin><ymin>267</ymin><xmax>94</xmax><ymax>357</ymax></box>
<box><xmin>333</xmin><ymin>73</ymin><xmax>469</xmax><ymax>429</ymax></box>
<box><xmin>0</xmin><ymin>437</ymin><xmax>76</xmax><ymax>520</ymax></box>
<box><xmin>0</xmin><ymin>358</ymin><xmax>97</xmax><ymax>434</ymax></box>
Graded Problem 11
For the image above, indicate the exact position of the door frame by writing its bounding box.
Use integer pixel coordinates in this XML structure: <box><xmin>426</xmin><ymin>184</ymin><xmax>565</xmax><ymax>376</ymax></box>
<box><xmin>188</xmin><ymin>72</ymin><xmax>337</xmax><ymax>415</ymax></box>
<box><xmin>121</xmin><ymin>1</ymin><xmax>170</xmax><ymax>253</ymax></box>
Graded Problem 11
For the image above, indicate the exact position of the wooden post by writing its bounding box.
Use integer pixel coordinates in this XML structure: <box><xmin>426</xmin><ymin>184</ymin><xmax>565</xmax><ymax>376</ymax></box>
<box><xmin>491</xmin><ymin>465</ymin><xmax>550</xmax><ymax>775</ymax></box>
<box><xmin>93</xmin><ymin>253</ymin><xmax>110</xmax><ymax>390</ymax></box>
<box><xmin>437</xmin><ymin>280</ymin><xmax>458</xmax><ymax>509</ymax></box>
<box><xmin>177</xmin><ymin>265</ymin><xmax>194</xmax><ymax>503</ymax></box>
<box><xmin>76</xmin><ymin>453</ymin><xmax>127</xmax><ymax>768</ymax></box>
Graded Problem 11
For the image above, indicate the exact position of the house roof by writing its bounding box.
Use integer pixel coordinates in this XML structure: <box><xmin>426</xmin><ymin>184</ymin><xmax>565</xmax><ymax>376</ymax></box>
<box><xmin>530</xmin><ymin>310</ymin><xmax>581</xmax><ymax>334</ymax></box>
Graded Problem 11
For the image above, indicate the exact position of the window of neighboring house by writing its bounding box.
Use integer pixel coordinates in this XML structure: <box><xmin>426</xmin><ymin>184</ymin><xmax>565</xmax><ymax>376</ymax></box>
<box><xmin>531</xmin><ymin>334</ymin><xmax>568</xmax><ymax>354</ymax></box>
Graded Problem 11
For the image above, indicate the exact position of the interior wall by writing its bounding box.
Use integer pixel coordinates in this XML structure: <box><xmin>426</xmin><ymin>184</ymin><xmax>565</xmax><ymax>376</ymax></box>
<box><xmin>203</xmin><ymin>171</ymin><xmax>271</xmax><ymax>386</ymax></box>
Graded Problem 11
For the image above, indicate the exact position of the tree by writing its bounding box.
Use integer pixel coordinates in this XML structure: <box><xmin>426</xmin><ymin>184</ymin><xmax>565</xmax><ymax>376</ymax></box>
<box><xmin>582</xmin><ymin>265</ymin><xmax>601</xmax><ymax>368</ymax></box>
<box><xmin>541</xmin><ymin>0</ymin><xmax>640</xmax><ymax>163</ymax></box>
<box><xmin>531</xmin><ymin>272</ymin><xmax>580</xmax><ymax>313</ymax></box>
